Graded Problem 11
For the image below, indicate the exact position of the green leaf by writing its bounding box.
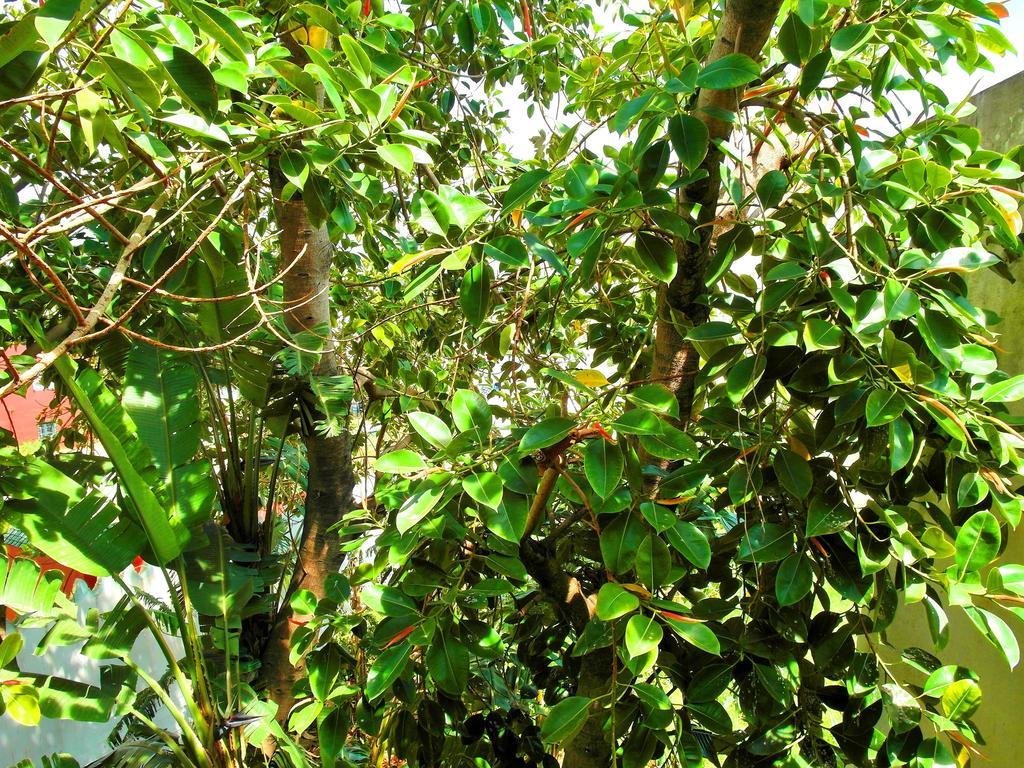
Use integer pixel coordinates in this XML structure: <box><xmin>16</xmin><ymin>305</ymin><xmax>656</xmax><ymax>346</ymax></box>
<box><xmin>34</xmin><ymin>343</ymin><xmax>183</xmax><ymax>564</ymax></box>
<box><xmin>663</xmin><ymin>616</ymin><xmax>720</xmax><ymax>655</ymax></box>
<box><xmin>519</xmin><ymin>417</ymin><xmax>575</xmax><ymax>453</ymax></box>
<box><xmin>955</xmin><ymin>511</ymin><xmax>1000</xmax><ymax>578</ymax></box>
<box><xmin>124</xmin><ymin>345</ymin><xmax>214</xmax><ymax>537</ymax></box>
<box><xmin>426</xmin><ymin>630</ymin><xmax>470</xmax><ymax>694</ymax></box>
<box><xmin>378</xmin><ymin>13</ymin><xmax>415</xmax><ymax>32</ymax></box>
<box><xmin>805</xmin><ymin>496</ymin><xmax>850</xmax><ymax>537</ymax></box>
<box><xmin>967</xmin><ymin>606</ymin><xmax>1019</xmax><ymax>668</ymax></box>
<box><xmin>635</xmin><ymin>534</ymin><xmax>672</xmax><ymax>589</ymax></box>
<box><xmin>365</xmin><ymin>643</ymin><xmax>411</xmax><ymax>701</ymax></box>
<box><xmin>584</xmin><ymin>438</ymin><xmax>623</xmax><ymax>499</ymax></box>
<box><xmin>452</xmin><ymin>389</ymin><xmax>492</xmax><ymax>437</ymax></box>
<box><xmin>803</xmin><ymin>318</ymin><xmax>843</xmax><ymax>351</ymax></box>
<box><xmin>665</xmin><ymin>521</ymin><xmax>711</xmax><ymax>569</ymax></box>
<box><xmin>99</xmin><ymin>56</ymin><xmax>161</xmax><ymax>110</ymax></box>
<box><xmin>737</xmin><ymin>523</ymin><xmax>794</xmax><ymax>563</ymax></box>
<box><xmin>695</xmin><ymin>53</ymin><xmax>760</xmax><ymax>89</ymax></box>
<box><xmin>625</xmin><ymin>614</ymin><xmax>663</xmax><ymax>657</ymax></box>
<box><xmin>396</xmin><ymin>475</ymin><xmax>448</xmax><ymax>533</ymax></box>
<box><xmin>596</xmin><ymin>583</ymin><xmax>640</xmax><ymax>621</ymax></box>
<box><xmin>5</xmin><ymin>685</ymin><xmax>41</xmax><ymax>725</ymax></box>
<box><xmin>940</xmin><ymin>679</ymin><xmax>982</xmax><ymax>721</ymax></box>
<box><xmin>726</xmin><ymin>355</ymin><xmax>765</xmax><ymax>403</ymax></box>
<box><xmin>980</xmin><ymin>374</ymin><xmax>1024</xmax><ymax>403</ymax></box>
<box><xmin>36</xmin><ymin>0</ymin><xmax>80</xmax><ymax>46</ymax></box>
<box><xmin>638</xmin><ymin>424</ymin><xmax>697</xmax><ymax>461</ymax></box>
<box><xmin>408</xmin><ymin>412</ymin><xmax>453</xmax><ymax>448</ymax></box>
<box><xmin>957</xmin><ymin>472</ymin><xmax>989</xmax><ymax>509</ymax></box>
<box><xmin>0</xmin><ymin>558</ymin><xmax>64</xmax><ymax>616</ymax></box>
<box><xmin>600</xmin><ymin>513</ymin><xmax>645</xmax><ymax>574</ymax></box>
<box><xmin>773</xmin><ymin>450</ymin><xmax>813</xmax><ymax>500</ymax></box>
<box><xmin>634</xmin><ymin>231</ymin><xmax>676</xmax><ymax>282</ymax></box>
<box><xmin>1</xmin><ymin>459</ymin><xmax>145</xmax><ymax>577</ymax></box>
<box><xmin>279</xmin><ymin>150</ymin><xmax>308</xmax><ymax>188</ymax></box>
<box><xmin>609</xmin><ymin>409</ymin><xmax>662</xmax><ymax>435</ymax></box>
<box><xmin>0</xmin><ymin>632</ymin><xmax>23</xmax><ymax>669</ymax></box>
<box><xmin>756</xmin><ymin>170</ymin><xmax>787</xmax><ymax>209</ymax></box>
<box><xmin>460</xmin><ymin>260</ymin><xmax>493</xmax><ymax>327</ymax></box>
<box><xmin>377</xmin><ymin>144</ymin><xmax>415</xmax><ymax>174</ymax></box>
<box><xmin>462</xmin><ymin>471</ymin><xmax>503</xmax><ymax>509</ymax></box>
<box><xmin>319</xmin><ymin>708</ymin><xmax>348</xmax><ymax>768</ymax></box>
<box><xmin>775</xmin><ymin>555</ymin><xmax>813</xmax><ymax>606</ymax></box>
<box><xmin>164</xmin><ymin>45</ymin><xmax>219</xmax><ymax>121</ymax></box>
<box><xmin>502</xmin><ymin>168</ymin><xmax>550</xmax><ymax>215</ymax></box>
<box><xmin>375</xmin><ymin>449</ymin><xmax>427</xmax><ymax>474</ymax></box>
<box><xmin>540</xmin><ymin>697</ymin><xmax>592</xmax><ymax>743</ymax></box>
<box><xmin>638</xmin><ymin>140</ymin><xmax>670</xmax><ymax>191</ymax></box>
<box><xmin>687</xmin><ymin>322</ymin><xmax>738</xmax><ymax>341</ymax></box>
<box><xmin>625</xmin><ymin>383</ymin><xmax>679</xmax><ymax>418</ymax></box>
<box><xmin>612</xmin><ymin>92</ymin><xmax>653</xmax><ymax>133</ymax></box>
<box><xmin>865</xmin><ymin>389</ymin><xmax>905</xmax><ymax>426</ymax></box>
<box><xmin>439</xmin><ymin>186</ymin><xmax>489</xmax><ymax>230</ymax></box>
<box><xmin>668</xmin><ymin>114</ymin><xmax>709</xmax><ymax>171</ymax></box>
<box><xmin>193</xmin><ymin>1</ymin><xmax>251</xmax><ymax>62</ymax></box>
<box><xmin>337</xmin><ymin>34</ymin><xmax>372</xmax><ymax>83</ymax></box>
<box><xmin>481</xmin><ymin>494</ymin><xmax>528</xmax><ymax>542</ymax></box>
<box><xmin>883</xmin><ymin>280</ymin><xmax>920</xmax><ymax>321</ymax></box>
<box><xmin>361</xmin><ymin>585</ymin><xmax>418</xmax><ymax>618</ymax></box>
<box><xmin>889</xmin><ymin>416</ymin><xmax>914</xmax><ymax>472</ymax></box>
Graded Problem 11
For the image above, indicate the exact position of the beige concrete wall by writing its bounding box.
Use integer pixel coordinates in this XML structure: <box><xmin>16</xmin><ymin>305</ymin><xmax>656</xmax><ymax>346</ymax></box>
<box><xmin>886</xmin><ymin>71</ymin><xmax>1024</xmax><ymax>767</ymax></box>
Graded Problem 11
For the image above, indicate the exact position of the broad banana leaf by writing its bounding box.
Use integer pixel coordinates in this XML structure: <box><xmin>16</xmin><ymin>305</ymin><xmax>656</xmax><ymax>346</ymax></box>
<box><xmin>123</xmin><ymin>346</ymin><xmax>215</xmax><ymax>541</ymax></box>
<box><xmin>82</xmin><ymin>595</ymin><xmax>146</xmax><ymax>660</ymax></box>
<box><xmin>21</xmin><ymin>664</ymin><xmax>136</xmax><ymax>723</ymax></box>
<box><xmin>2</xmin><ymin>456</ymin><xmax>145</xmax><ymax>577</ymax></box>
<box><xmin>23</xmin><ymin>317</ymin><xmax>184</xmax><ymax>564</ymax></box>
<box><xmin>182</xmin><ymin>523</ymin><xmax>255</xmax><ymax>619</ymax></box>
<box><xmin>0</xmin><ymin>557</ymin><xmax>64</xmax><ymax>616</ymax></box>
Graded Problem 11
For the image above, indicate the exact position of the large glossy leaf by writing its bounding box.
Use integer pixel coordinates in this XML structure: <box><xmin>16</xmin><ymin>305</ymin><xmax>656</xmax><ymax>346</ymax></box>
<box><xmin>695</xmin><ymin>53</ymin><xmax>760</xmax><ymax>89</ymax></box>
<box><xmin>451</xmin><ymin>389</ymin><xmax>492</xmax><ymax>437</ymax></box>
<box><xmin>426</xmin><ymin>629</ymin><xmax>470</xmax><ymax>694</ymax></box>
<box><xmin>164</xmin><ymin>45</ymin><xmax>219</xmax><ymax>121</ymax></box>
<box><xmin>737</xmin><ymin>523</ymin><xmax>794</xmax><ymax>563</ymax></box>
<box><xmin>365</xmin><ymin>643</ymin><xmax>411</xmax><ymax>701</ymax></box>
<box><xmin>540</xmin><ymin>696</ymin><xmax>592</xmax><ymax>743</ymax></box>
<box><xmin>665</xmin><ymin>521</ymin><xmax>711</xmax><ymax>569</ymax></box>
<box><xmin>595</xmin><ymin>583</ymin><xmax>639</xmax><ymax>621</ymax></box>
<box><xmin>625</xmin><ymin>614</ymin><xmax>663</xmax><ymax>657</ymax></box>
<box><xmin>600</xmin><ymin>513</ymin><xmax>645</xmax><ymax>574</ymax></box>
<box><xmin>954</xmin><ymin>511</ymin><xmax>1000</xmax><ymax>577</ymax></box>
<box><xmin>519</xmin><ymin>417</ymin><xmax>574</xmax><ymax>453</ymax></box>
<box><xmin>584</xmin><ymin>437</ymin><xmax>623</xmax><ymax>498</ymax></box>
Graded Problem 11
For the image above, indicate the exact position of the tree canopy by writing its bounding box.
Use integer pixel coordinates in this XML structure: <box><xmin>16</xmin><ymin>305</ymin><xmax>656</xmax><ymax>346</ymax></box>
<box><xmin>2</xmin><ymin>1</ymin><xmax>1024</xmax><ymax>768</ymax></box>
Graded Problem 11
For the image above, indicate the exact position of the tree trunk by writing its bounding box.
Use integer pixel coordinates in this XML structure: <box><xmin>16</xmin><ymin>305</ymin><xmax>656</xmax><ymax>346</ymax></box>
<box><xmin>651</xmin><ymin>0</ymin><xmax>785</xmax><ymax>420</ymax></box>
<box><xmin>257</xmin><ymin>195</ymin><xmax>355</xmax><ymax>725</ymax></box>
<box><xmin>547</xmin><ymin>5</ymin><xmax>787</xmax><ymax>767</ymax></box>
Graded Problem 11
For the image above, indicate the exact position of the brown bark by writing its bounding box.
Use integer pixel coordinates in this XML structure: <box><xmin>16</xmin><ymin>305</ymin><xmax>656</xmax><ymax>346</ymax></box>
<box><xmin>257</xmin><ymin>196</ymin><xmax>355</xmax><ymax>725</ymax></box>
<box><xmin>540</xmin><ymin>6</ymin><xmax>786</xmax><ymax>768</ymax></box>
<box><xmin>651</xmin><ymin>0</ymin><xmax>785</xmax><ymax>423</ymax></box>
<box><xmin>519</xmin><ymin>537</ymin><xmax>611</xmax><ymax>768</ymax></box>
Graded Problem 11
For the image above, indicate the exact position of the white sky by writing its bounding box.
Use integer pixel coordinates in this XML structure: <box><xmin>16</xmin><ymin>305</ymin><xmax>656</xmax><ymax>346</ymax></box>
<box><xmin>499</xmin><ymin>0</ymin><xmax>1024</xmax><ymax>159</ymax></box>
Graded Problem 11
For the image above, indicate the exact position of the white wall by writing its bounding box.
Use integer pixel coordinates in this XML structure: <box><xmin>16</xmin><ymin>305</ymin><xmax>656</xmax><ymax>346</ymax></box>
<box><xmin>6</xmin><ymin>566</ymin><xmax>181</xmax><ymax>766</ymax></box>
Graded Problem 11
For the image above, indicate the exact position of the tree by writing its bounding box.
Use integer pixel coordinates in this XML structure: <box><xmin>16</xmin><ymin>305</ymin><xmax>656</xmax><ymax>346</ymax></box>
<box><xmin>2</xmin><ymin>1</ymin><xmax>1024</xmax><ymax>768</ymax></box>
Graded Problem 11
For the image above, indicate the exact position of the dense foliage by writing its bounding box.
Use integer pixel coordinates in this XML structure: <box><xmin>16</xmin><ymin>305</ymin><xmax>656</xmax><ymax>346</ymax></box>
<box><xmin>1</xmin><ymin>1</ymin><xmax>1024</xmax><ymax>768</ymax></box>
